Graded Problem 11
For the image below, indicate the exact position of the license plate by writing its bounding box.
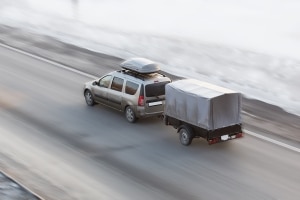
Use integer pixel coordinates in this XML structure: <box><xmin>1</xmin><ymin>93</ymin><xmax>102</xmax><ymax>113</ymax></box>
<box><xmin>149</xmin><ymin>101</ymin><xmax>162</xmax><ymax>106</ymax></box>
<box><xmin>221</xmin><ymin>135</ymin><xmax>229</xmax><ymax>141</ymax></box>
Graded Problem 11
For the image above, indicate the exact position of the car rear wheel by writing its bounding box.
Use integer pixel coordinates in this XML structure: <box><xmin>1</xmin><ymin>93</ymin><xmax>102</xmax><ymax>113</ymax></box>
<box><xmin>125</xmin><ymin>106</ymin><xmax>137</xmax><ymax>123</ymax></box>
<box><xmin>84</xmin><ymin>90</ymin><xmax>95</xmax><ymax>106</ymax></box>
<box><xmin>179</xmin><ymin>125</ymin><xmax>194</xmax><ymax>146</ymax></box>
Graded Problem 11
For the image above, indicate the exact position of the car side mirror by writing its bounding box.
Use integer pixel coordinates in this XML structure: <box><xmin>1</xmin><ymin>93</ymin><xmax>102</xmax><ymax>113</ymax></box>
<box><xmin>92</xmin><ymin>81</ymin><xmax>97</xmax><ymax>86</ymax></box>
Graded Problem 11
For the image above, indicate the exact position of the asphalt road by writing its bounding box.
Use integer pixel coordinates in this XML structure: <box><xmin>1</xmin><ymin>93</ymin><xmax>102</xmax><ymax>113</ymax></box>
<box><xmin>0</xmin><ymin>45</ymin><xmax>299</xmax><ymax>200</ymax></box>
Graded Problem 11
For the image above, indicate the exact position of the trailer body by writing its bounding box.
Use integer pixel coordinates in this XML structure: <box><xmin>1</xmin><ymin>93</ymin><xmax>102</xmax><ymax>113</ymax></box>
<box><xmin>164</xmin><ymin>79</ymin><xmax>243</xmax><ymax>145</ymax></box>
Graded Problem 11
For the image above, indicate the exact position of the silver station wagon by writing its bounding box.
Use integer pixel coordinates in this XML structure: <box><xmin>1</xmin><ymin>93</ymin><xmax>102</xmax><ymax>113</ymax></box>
<box><xmin>83</xmin><ymin>58</ymin><xmax>171</xmax><ymax>122</ymax></box>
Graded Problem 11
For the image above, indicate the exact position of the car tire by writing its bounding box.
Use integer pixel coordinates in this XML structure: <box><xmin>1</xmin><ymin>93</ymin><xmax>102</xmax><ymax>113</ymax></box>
<box><xmin>125</xmin><ymin>106</ymin><xmax>137</xmax><ymax>123</ymax></box>
<box><xmin>84</xmin><ymin>90</ymin><xmax>95</xmax><ymax>106</ymax></box>
<box><xmin>179</xmin><ymin>125</ymin><xmax>194</xmax><ymax>146</ymax></box>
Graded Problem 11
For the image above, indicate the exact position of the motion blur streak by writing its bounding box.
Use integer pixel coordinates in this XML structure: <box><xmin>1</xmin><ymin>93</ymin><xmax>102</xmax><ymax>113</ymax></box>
<box><xmin>0</xmin><ymin>43</ymin><xmax>97</xmax><ymax>79</ymax></box>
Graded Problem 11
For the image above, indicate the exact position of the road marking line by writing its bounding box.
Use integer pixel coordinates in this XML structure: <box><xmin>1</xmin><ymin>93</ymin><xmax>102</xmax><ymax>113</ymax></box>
<box><xmin>242</xmin><ymin>111</ymin><xmax>260</xmax><ymax>119</ymax></box>
<box><xmin>1</xmin><ymin>42</ymin><xmax>299</xmax><ymax>153</ymax></box>
<box><xmin>245</xmin><ymin>130</ymin><xmax>300</xmax><ymax>153</ymax></box>
<box><xmin>1</xmin><ymin>170</ymin><xmax>45</xmax><ymax>200</ymax></box>
<box><xmin>0</xmin><ymin>43</ymin><xmax>97</xmax><ymax>79</ymax></box>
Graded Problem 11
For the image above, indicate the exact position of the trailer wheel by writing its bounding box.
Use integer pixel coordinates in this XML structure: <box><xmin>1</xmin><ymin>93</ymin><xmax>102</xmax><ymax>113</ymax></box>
<box><xmin>179</xmin><ymin>126</ymin><xmax>194</xmax><ymax>146</ymax></box>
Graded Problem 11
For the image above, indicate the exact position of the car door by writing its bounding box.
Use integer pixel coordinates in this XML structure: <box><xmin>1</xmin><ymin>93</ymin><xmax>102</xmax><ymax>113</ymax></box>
<box><xmin>92</xmin><ymin>75</ymin><xmax>112</xmax><ymax>105</ymax></box>
<box><xmin>144</xmin><ymin>81</ymin><xmax>170</xmax><ymax>114</ymax></box>
<box><xmin>107</xmin><ymin>76</ymin><xmax>124</xmax><ymax>110</ymax></box>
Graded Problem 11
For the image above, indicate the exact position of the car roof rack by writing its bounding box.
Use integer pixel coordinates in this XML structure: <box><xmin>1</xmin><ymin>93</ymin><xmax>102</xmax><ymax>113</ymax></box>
<box><xmin>120</xmin><ymin>69</ymin><xmax>164</xmax><ymax>81</ymax></box>
<box><xmin>120</xmin><ymin>58</ymin><xmax>160</xmax><ymax>74</ymax></box>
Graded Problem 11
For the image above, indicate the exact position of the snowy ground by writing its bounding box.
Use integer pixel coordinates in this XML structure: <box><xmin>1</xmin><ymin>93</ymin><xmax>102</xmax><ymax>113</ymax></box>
<box><xmin>0</xmin><ymin>0</ymin><xmax>299</xmax><ymax>115</ymax></box>
<box><xmin>0</xmin><ymin>172</ymin><xmax>39</xmax><ymax>199</ymax></box>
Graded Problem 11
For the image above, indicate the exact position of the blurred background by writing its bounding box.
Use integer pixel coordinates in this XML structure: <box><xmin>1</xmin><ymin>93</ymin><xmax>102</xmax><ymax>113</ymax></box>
<box><xmin>1</xmin><ymin>1</ymin><xmax>300</xmax><ymax>200</ymax></box>
<box><xmin>1</xmin><ymin>0</ymin><xmax>300</xmax><ymax>115</ymax></box>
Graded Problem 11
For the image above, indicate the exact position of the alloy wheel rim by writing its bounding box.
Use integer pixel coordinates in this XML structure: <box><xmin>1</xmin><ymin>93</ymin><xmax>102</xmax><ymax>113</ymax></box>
<box><xmin>127</xmin><ymin>109</ymin><xmax>133</xmax><ymax>121</ymax></box>
<box><xmin>86</xmin><ymin>92</ymin><xmax>92</xmax><ymax>104</ymax></box>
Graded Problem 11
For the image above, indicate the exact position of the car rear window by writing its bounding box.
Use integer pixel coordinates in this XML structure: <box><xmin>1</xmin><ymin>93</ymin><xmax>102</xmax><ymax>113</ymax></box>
<box><xmin>145</xmin><ymin>81</ymin><xmax>169</xmax><ymax>97</ymax></box>
<box><xmin>125</xmin><ymin>81</ymin><xmax>139</xmax><ymax>95</ymax></box>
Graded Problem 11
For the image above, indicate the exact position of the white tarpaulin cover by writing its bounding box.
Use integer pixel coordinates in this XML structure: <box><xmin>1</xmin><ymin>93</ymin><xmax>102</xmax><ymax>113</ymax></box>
<box><xmin>165</xmin><ymin>79</ymin><xmax>242</xmax><ymax>130</ymax></box>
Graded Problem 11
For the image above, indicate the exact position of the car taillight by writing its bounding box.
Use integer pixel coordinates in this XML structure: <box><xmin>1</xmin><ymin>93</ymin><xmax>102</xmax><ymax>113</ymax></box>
<box><xmin>138</xmin><ymin>95</ymin><xmax>144</xmax><ymax>106</ymax></box>
<box><xmin>235</xmin><ymin>132</ymin><xmax>243</xmax><ymax>138</ymax></box>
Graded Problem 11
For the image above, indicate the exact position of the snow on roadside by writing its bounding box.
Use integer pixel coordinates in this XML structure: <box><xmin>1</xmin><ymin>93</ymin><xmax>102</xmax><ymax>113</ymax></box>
<box><xmin>0</xmin><ymin>172</ymin><xmax>39</xmax><ymax>200</ymax></box>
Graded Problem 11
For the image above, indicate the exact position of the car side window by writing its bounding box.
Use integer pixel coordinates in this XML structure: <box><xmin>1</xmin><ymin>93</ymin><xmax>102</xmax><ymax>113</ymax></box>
<box><xmin>111</xmin><ymin>77</ymin><xmax>124</xmax><ymax>92</ymax></box>
<box><xmin>99</xmin><ymin>75</ymin><xmax>112</xmax><ymax>88</ymax></box>
<box><xmin>125</xmin><ymin>81</ymin><xmax>139</xmax><ymax>95</ymax></box>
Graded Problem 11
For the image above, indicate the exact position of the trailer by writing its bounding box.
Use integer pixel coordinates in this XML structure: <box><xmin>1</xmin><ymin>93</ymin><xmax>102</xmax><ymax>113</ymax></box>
<box><xmin>164</xmin><ymin>79</ymin><xmax>243</xmax><ymax>146</ymax></box>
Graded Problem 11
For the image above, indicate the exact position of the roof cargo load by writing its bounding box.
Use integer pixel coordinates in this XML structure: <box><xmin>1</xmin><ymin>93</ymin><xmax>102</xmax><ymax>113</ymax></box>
<box><xmin>165</xmin><ymin>79</ymin><xmax>242</xmax><ymax>130</ymax></box>
<box><xmin>120</xmin><ymin>58</ymin><xmax>160</xmax><ymax>74</ymax></box>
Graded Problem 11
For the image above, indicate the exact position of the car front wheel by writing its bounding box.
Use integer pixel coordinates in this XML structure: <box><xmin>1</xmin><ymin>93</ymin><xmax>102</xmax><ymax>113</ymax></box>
<box><xmin>84</xmin><ymin>90</ymin><xmax>95</xmax><ymax>106</ymax></box>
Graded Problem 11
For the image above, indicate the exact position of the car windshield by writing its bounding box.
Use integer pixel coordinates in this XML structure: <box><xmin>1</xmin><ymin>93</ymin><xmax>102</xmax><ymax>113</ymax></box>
<box><xmin>145</xmin><ymin>81</ymin><xmax>169</xmax><ymax>97</ymax></box>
